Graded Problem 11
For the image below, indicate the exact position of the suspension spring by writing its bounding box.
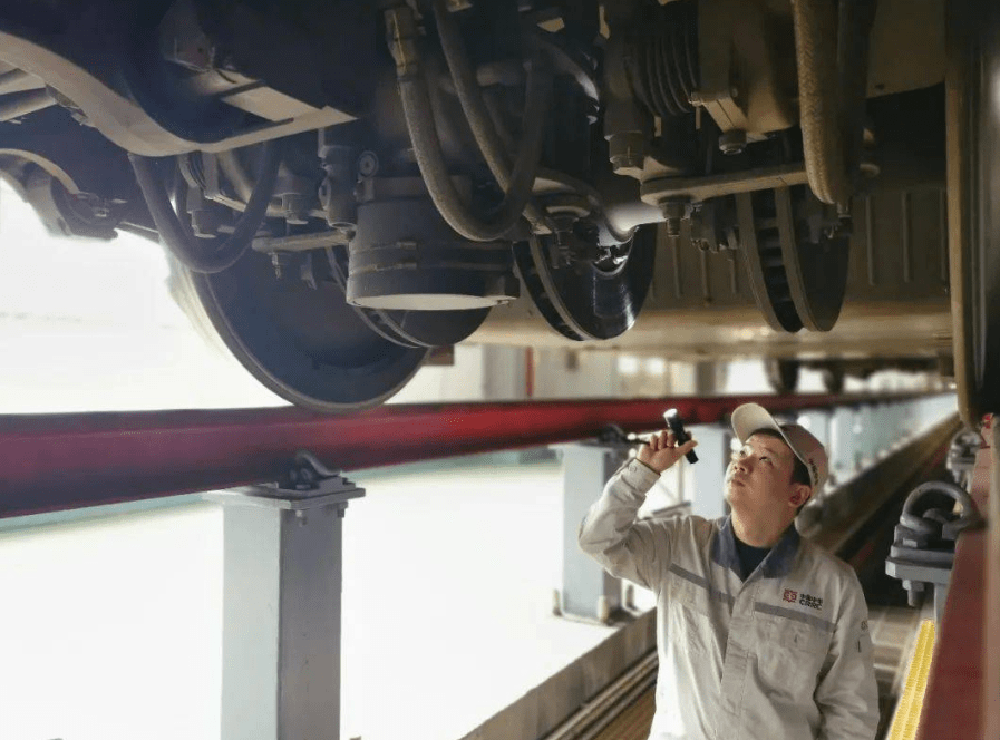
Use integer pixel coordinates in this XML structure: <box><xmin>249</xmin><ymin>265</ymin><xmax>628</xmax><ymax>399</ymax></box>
<box><xmin>626</xmin><ymin>0</ymin><xmax>699</xmax><ymax>119</ymax></box>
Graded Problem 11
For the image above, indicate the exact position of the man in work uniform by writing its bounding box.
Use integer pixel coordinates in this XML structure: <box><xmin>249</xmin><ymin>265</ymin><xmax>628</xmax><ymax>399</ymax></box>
<box><xmin>578</xmin><ymin>402</ymin><xmax>879</xmax><ymax>740</ymax></box>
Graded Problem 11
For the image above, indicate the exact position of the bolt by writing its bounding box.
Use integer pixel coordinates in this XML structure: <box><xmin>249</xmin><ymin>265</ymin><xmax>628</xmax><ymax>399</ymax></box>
<box><xmin>271</xmin><ymin>252</ymin><xmax>293</xmax><ymax>280</ymax></box>
<box><xmin>660</xmin><ymin>199</ymin><xmax>687</xmax><ymax>237</ymax></box>
<box><xmin>718</xmin><ymin>129</ymin><xmax>747</xmax><ymax>156</ymax></box>
<box><xmin>357</xmin><ymin>151</ymin><xmax>379</xmax><ymax>178</ymax></box>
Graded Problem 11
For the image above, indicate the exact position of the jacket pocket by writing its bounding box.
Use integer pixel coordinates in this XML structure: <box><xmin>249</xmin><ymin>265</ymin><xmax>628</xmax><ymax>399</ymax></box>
<box><xmin>752</xmin><ymin>617</ymin><xmax>829</xmax><ymax>700</ymax></box>
<box><xmin>667</xmin><ymin>577</ymin><xmax>715</xmax><ymax>655</ymax></box>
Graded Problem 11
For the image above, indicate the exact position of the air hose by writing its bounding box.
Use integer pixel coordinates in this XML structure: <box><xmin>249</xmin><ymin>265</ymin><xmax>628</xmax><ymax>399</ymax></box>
<box><xmin>388</xmin><ymin>5</ymin><xmax>552</xmax><ymax>242</ymax></box>
<box><xmin>432</xmin><ymin>0</ymin><xmax>551</xmax><ymax>231</ymax></box>
<box><xmin>128</xmin><ymin>138</ymin><xmax>283</xmax><ymax>274</ymax></box>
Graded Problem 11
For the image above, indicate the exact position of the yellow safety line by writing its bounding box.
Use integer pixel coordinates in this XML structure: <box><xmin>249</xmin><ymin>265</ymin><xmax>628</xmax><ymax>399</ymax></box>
<box><xmin>889</xmin><ymin>619</ymin><xmax>937</xmax><ymax>740</ymax></box>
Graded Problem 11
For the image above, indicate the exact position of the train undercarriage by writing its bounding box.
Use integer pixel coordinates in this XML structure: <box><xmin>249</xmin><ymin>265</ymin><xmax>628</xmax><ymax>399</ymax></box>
<box><xmin>0</xmin><ymin>0</ymin><xmax>994</xmax><ymax>421</ymax></box>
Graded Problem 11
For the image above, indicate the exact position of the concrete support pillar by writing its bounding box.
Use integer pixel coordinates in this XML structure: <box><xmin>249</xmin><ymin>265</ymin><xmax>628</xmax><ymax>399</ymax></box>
<box><xmin>209</xmin><ymin>466</ymin><xmax>364</xmax><ymax>740</ymax></box>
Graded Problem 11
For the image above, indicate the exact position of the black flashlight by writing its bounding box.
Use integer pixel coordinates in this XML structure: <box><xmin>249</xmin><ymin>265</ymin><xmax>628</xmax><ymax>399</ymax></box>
<box><xmin>664</xmin><ymin>408</ymin><xmax>698</xmax><ymax>464</ymax></box>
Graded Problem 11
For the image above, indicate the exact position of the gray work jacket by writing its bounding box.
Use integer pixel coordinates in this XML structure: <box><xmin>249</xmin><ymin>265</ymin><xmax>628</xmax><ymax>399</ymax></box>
<box><xmin>578</xmin><ymin>459</ymin><xmax>879</xmax><ymax>740</ymax></box>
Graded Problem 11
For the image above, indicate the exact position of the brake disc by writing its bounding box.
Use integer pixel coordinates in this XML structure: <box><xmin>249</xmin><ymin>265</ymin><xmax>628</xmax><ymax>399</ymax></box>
<box><xmin>775</xmin><ymin>186</ymin><xmax>850</xmax><ymax>331</ymax></box>
<box><xmin>737</xmin><ymin>185</ymin><xmax>850</xmax><ymax>333</ymax></box>
<box><xmin>737</xmin><ymin>188</ymin><xmax>803</xmax><ymax>332</ymax></box>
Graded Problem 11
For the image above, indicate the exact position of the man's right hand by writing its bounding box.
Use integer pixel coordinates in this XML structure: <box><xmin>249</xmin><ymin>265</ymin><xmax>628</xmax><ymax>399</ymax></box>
<box><xmin>637</xmin><ymin>429</ymin><xmax>699</xmax><ymax>474</ymax></box>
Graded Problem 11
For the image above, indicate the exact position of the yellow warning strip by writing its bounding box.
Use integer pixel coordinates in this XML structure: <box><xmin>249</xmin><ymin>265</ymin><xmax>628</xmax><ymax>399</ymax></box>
<box><xmin>889</xmin><ymin>619</ymin><xmax>936</xmax><ymax>740</ymax></box>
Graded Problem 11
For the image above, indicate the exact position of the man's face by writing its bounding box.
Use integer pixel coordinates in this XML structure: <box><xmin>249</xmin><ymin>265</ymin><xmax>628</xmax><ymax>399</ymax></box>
<box><xmin>725</xmin><ymin>433</ymin><xmax>808</xmax><ymax>518</ymax></box>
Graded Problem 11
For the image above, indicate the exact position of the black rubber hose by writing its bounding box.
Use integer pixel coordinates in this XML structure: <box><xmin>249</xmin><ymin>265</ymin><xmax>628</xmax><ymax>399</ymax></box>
<box><xmin>392</xmin><ymin>6</ymin><xmax>552</xmax><ymax>242</ymax></box>
<box><xmin>128</xmin><ymin>139</ymin><xmax>283</xmax><ymax>274</ymax></box>
<box><xmin>432</xmin><ymin>0</ymin><xmax>550</xmax><ymax>230</ymax></box>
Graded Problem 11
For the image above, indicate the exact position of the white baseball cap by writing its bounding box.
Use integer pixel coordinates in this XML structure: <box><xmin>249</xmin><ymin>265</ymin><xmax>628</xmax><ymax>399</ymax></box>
<box><xmin>731</xmin><ymin>402</ymin><xmax>828</xmax><ymax>491</ymax></box>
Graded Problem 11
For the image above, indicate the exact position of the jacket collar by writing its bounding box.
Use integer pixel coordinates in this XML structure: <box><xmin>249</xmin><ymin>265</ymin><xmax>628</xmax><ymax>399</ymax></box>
<box><xmin>711</xmin><ymin>515</ymin><xmax>800</xmax><ymax>579</ymax></box>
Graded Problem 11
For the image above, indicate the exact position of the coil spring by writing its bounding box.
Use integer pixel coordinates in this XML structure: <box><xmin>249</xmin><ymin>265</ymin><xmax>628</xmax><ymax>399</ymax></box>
<box><xmin>627</xmin><ymin>0</ymin><xmax>699</xmax><ymax>118</ymax></box>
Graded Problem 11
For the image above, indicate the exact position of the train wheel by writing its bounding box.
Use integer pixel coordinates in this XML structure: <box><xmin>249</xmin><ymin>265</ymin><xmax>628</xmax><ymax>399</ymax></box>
<box><xmin>946</xmin><ymin>0</ymin><xmax>1000</xmax><ymax>424</ymax></box>
<box><xmin>169</xmin><ymin>250</ymin><xmax>427</xmax><ymax>412</ymax></box>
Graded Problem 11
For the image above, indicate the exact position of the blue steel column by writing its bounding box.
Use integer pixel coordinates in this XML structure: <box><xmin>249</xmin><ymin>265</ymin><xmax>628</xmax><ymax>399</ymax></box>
<box><xmin>888</xmin><ymin>402</ymin><xmax>904</xmax><ymax>450</ymax></box>
<box><xmin>688</xmin><ymin>425</ymin><xmax>730</xmax><ymax>520</ymax></box>
<box><xmin>210</xmin><ymin>477</ymin><xmax>364</xmax><ymax>740</ymax></box>
<box><xmin>559</xmin><ymin>441</ymin><xmax>630</xmax><ymax>622</ymax></box>
<box><xmin>856</xmin><ymin>404</ymin><xmax>877</xmax><ymax>468</ymax></box>
<box><xmin>798</xmin><ymin>410</ymin><xmax>831</xmax><ymax>500</ymax></box>
<box><xmin>903</xmin><ymin>400</ymin><xmax>916</xmax><ymax>444</ymax></box>
<box><xmin>830</xmin><ymin>406</ymin><xmax>857</xmax><ymax>485</ymax></box>
<box><xmin>798</xmin><ymin>411</ymin><xmax>831</xmax><ymax>451</ymax></box>
<box><xmin>872</xmin><ymin>402</ymin><xmax>889</xmax><ymax>458</ymax></box>
<box><xmin>893</xmin><ymin>401</ymin><xmax>911</xmax><ymax>448</ymax></box>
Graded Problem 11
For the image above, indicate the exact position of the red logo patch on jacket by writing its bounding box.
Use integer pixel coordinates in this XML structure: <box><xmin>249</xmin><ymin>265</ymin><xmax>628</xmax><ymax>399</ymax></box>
<box><xmin>783</xmin><ymin>589</ymin><xmax>798</xmax><ymax>603</ymax></box>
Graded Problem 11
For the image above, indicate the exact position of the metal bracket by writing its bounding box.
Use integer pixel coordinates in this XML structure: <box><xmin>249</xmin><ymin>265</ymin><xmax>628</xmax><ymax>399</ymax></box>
<box><xmin>207</xmin><ymin>450</ymin><xmax>364</xmax><ymax>510</ymax></box>
<box><xmin>885</xmin><ymin>479</ymin><xmax>978</xmax><ymax>624</ymax></box>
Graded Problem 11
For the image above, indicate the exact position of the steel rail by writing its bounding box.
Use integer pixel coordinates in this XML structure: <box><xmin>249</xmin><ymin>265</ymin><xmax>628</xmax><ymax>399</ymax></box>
<box><xmin>0</xmin><ymin>392</ymin><xmax>940</xmax><ymax>518</ymax></box>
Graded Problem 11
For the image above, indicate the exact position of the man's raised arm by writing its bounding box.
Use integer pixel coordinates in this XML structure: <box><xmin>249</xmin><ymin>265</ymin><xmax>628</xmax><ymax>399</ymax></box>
<box><xmin>578</xmin><ymin>431</ymin><xmax>697</xmax><ymax>592</ymax></box>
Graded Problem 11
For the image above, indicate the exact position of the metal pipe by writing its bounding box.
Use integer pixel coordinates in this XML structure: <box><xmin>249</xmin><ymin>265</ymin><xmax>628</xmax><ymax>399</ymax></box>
<box><xmin>0</xmin><ymin>88</ymin><xmax>55</xmax><ymax>122</ymax></box>
<box><xmin>0</xmin><ymin>392</ymin><xmax>942</xmax><ymax>518</ymax></box>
